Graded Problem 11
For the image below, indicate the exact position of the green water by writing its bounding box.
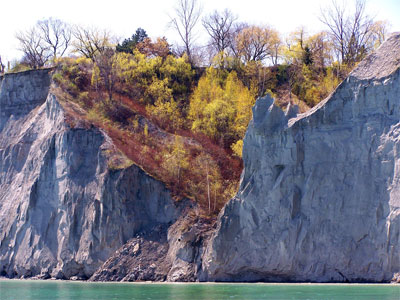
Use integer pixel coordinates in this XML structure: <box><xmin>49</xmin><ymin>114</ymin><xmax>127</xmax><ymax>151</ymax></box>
<box><xmin>0</xmin><ymin>280</ymin><xmax>399</xmax><ymax>300</ymax></box>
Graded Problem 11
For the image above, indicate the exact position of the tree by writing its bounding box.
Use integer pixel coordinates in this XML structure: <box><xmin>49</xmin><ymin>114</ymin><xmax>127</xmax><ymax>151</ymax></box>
<box><xmin>235</xmin><ymin>25</ymin><xmax>280</xmax><ymax>64</ymax></box>
<box><xmin>95</xmin><ymin>47</ymin><xmax>118</xmax><ymax>101</ymax></box>
<box><xmin>37</xmin><ymin>18</ymin><xmax>72</xmax><ymax>60</ymax></box>
<box><xmin>191</xmin><ymin>152</ymin><xmax>224</xmax><ymax>214</ymax></box>
<box><xmin>202</xmin><ymin>9</ymin><xmax>237</xmax><ymax>54</ymax></box>
<box><xmin>16</xmin><ymin>19</ymin><xmax>72</xmax><ymax>69</ymax></box>
<box><xmin>170</xmin><ymin>0</ymin><xmax>202</xmax><ymax>64</ymax></box>
<box><xmin>281</xmin><ymin>34</ymin><xmax>306</xmax><ymax>103</ymax></box>
<box><xmin>16</xmin><ymin>27</ymin><xmax>51</xmax><ymax>69</ymax></box>
<box><xmin>72</xmin><ymin>26</ymin><xmax>117</xmax><ymax>100</ymax></box>
<box><xmin>0</xmin><ymin>56</ymin><xmax>5</xmax><ymax>73</ymax></box>
<box><xmin>284</xmin><ymin>29</ymin><xmax>333</xmax><ymax>70</ymax></box>
<box><xmin>73</xmin><ymin>26</ymin><xmax>112</xmax><ymax>62</ymax></box>
<box><xmin>189</xmin><ymin>67</ymin><xmax>255</xmax><ymax>147</ymax></box>
<box><xmin>269</xmin><ymin>32</ymin><xmax>283</xmax><ymax>66</ymax></box>
<box><xmin>227</xmin><ymin>22</ymin><xmax>248</xmax><ymax>58</ymax></box>
<box><xmin>320</xmin><ymin>0</ymin><xmax>375</xmax><ymax>67</ymax></box>
<box><xmin>345</xmin><ymin>0</ymin><xmax>374</xmax><ymax>64</ymax></box>
<box><xmin>306</xmin><ymin>32</ymin><xmax>333</xmax><ymax>70</ymax></box>
<box><xmin>116</xmin><ymin>28</ymin><xmax>148</xmax><ymax>53</ymax></box>
<box><xmin>370</xmin><ymin>20</ymin><xmax>391</xmax><ymax>49</ymax></box>
<box><xmin>281</xmin><ymin>29</ymin><xmax>340</xmax><ymax>106</ymax></box>
<box><xmin>225</xmin><ymin>71</ymin><xmax>255</xmax><ymax>138</ymax></box>
<box><xmin>162</xmin><ymin>136</ymin><xmax>189</xmax><ymax>185</ymax></box>
<box><xmin>136</xmin><ymin>37</ymin><xmax>171</xmax><ymax>59</ymax></box>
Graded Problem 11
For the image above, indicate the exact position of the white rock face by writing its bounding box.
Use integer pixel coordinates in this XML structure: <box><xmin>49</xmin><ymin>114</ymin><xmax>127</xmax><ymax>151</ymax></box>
<box><xmin>0</xmin><ymin>70</ymin><xmax>180</xmax><ymax>279</ymax></box>
<box><xmin>202</xmin><ymin>34</ymin><xmax>400</xmax><ymax>282</ymax></box>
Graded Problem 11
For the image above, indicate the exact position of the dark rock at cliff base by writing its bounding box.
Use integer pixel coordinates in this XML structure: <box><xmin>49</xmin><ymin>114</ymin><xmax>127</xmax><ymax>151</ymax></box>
<box><xmin>90</xmin><ymin>224</ymin><xmax>171</xmax><ymax>282</ymax></box>
<box><xmin>91</xmin><ymin>211</ymin><xmax>212</xmax><ymax>282</ymax></box>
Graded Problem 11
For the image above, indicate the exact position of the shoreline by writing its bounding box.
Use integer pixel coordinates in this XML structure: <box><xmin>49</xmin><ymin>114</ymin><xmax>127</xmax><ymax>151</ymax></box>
<box><xmin>0</xmin><ymin>277</ymin><xmax>398</xmax><ymax>286</ymax></box>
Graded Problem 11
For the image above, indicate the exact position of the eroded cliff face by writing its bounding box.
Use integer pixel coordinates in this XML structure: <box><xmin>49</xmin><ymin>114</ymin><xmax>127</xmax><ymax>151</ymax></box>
<box><xmin>2</xmin><ymin>34</ymin><xmax>399</xmax><ymax>283</ymax></box>
<box><xmin>202</xmin><ymin>34</ymin><xmax>400</xmax><ymax>282</ymax></box>
<box><xmin>0</xmin><ymin>70</ymin><xmax>181</xmax><ymax>279</ymax></box>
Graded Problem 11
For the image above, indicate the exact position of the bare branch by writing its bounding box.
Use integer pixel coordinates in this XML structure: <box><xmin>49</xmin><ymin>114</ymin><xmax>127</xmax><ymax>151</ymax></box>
<box><xmin>169</xmin><ymin>0</ymin><xmax>202</xmax><ymax>64</ymax></box>
<box><xmin>37</xmin><ymin>18</ymin><xmax>72</xmax><ymax>59</ymax></box>
<box><xmin>320</xmin><ymin>0</ymin><xmax>375</xmax><ymax>66</ymax></box>
<box><xmin>16</xmin><ymin>27</ymin><xmax>51</xmax><ymax>69</ymax></box>
<box><xmin>0</xmin><ymin>55</ymin><xmax>5</xmax><ymax>73</ymax></box>
<box><xmin>15</xmin><ymin>18</ymin><xmax>72</xmax><ymax>69</ymax></box>
<box><xmin>72</xmin><ymin>26</ymin><xmax>112</xmax><ymax>62</ymax></box>
<box><xmin>202</xmin><ymin>9</ymin><xmax>237</xmax><ymax>54</ymax></box>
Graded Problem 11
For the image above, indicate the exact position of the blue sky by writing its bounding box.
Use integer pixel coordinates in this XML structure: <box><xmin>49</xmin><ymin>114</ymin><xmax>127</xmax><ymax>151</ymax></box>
<box><xmin>1</xmin><ymin>0</ymin><xmax>399</xmax><ymax>63</ymax></box>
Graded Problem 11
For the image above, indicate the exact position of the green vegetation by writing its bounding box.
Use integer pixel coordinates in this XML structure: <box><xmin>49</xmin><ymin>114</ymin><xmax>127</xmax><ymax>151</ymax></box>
<box><xmin>116</xmin><ymin>28</ymin><xmax>148</xmax><ymax>53</ymax></box>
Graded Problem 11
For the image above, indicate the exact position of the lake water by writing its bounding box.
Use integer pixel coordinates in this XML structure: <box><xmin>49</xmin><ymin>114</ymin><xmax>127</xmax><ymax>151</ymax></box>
<box><xmin>0</xmin><ymin>280</ymin><xmax>399</xmax><ymax>300</ymax></box>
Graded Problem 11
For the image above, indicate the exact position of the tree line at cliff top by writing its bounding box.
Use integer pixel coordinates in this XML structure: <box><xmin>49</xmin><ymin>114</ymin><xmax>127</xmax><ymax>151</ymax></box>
<box><xmin>2</xmin><ymin>0</ymin><xmax>389</xmax><ymax>73</ymax></box>
<box><xmin>0</xmin><ymin>0</ymin><xmax>392</xmax><ymax>215</ymax></box>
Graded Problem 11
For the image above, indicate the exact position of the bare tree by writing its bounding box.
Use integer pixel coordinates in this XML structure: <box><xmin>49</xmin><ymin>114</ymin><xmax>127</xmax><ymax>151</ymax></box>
<box><xmin>320</xmin><ymin>1</ymin><xmax>347</xmax><ymax>63</ymax></box>
<box><xmin>95</xmin><ymin>47</ymin><xmax>117</xmax><ymax>101</ymax></box>
<box><xmin>15</xmin><ymin>19</ymin><xmax>72</xmax><ymax>69</ymax></box>
<box><xmin>73</xmin><ymin>26</ymin><xmax>112</xmax><ymax>62</ymax></box>
<box><xmin>16</xmin><ymin>27</ymin><xmax>51</xmax><ymax>69</ymax></box>
<box><xmin>320</xmin><ymin>0</ymin><xmax>375</xmax><ymax>66</ymax></box>
<box><xmin>170</xmin><ymin>0</ymin><xmax>202</xmax><ymax>64</ymax></box>
<box><xmin>37</xmin><ymin>18</ymin><xmax>72</xmax><ymax>59</ymax></box>
<box><xmin>202</xmin><ymin>9</ymin><xmax>237</xmax><ymax>54</ymax></box>
<box><xmin>346</xmin><ymin>0</ymin><xmax>374</xmax><ymax>63</ymax></box>
<box><xmin>0</xmin><ymin>56</ymin><xmax>5</xmax><ymax>73</ymax></box>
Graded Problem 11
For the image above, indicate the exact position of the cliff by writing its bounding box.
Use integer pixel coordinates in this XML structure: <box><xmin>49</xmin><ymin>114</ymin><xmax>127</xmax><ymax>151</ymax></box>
<box><xmin>202</xmin><ymin>33</ymin><xmax>400</xmax><ymax>282</ymax></box>
<box><xmin>0</xmin><ymin>69</ymin><xmax>182</xmax><ymax>279</ymax></box>
<box><xmin>1</xmin><ymin>33</ymin><xmax>399</xmax><ymax>283</ymax></box>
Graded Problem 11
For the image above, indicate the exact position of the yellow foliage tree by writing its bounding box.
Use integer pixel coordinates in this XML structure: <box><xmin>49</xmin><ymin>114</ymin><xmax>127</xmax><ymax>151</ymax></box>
<box><xmin>91</xmin><ymin>64</ymin><xmax>101</xmax><ymax>91</ymax></box>
<box><xmin>189</xmin><ymin>67</ymin><xmax>255</xmax><ymax>147</ymax></box>
<box><xmin>161</xmin><ymin>136</ymin><xmax>189</xmax><ymax>184</ymax></box>
<box><xmin>231</xmin><ymin>139</ymin><xmax>243</xmax><ymax>157</ymax></box>
<box><xmin>224</xmin><ymin>71</ymin><xmax>255</xmax><ymax>138</ymax></box>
